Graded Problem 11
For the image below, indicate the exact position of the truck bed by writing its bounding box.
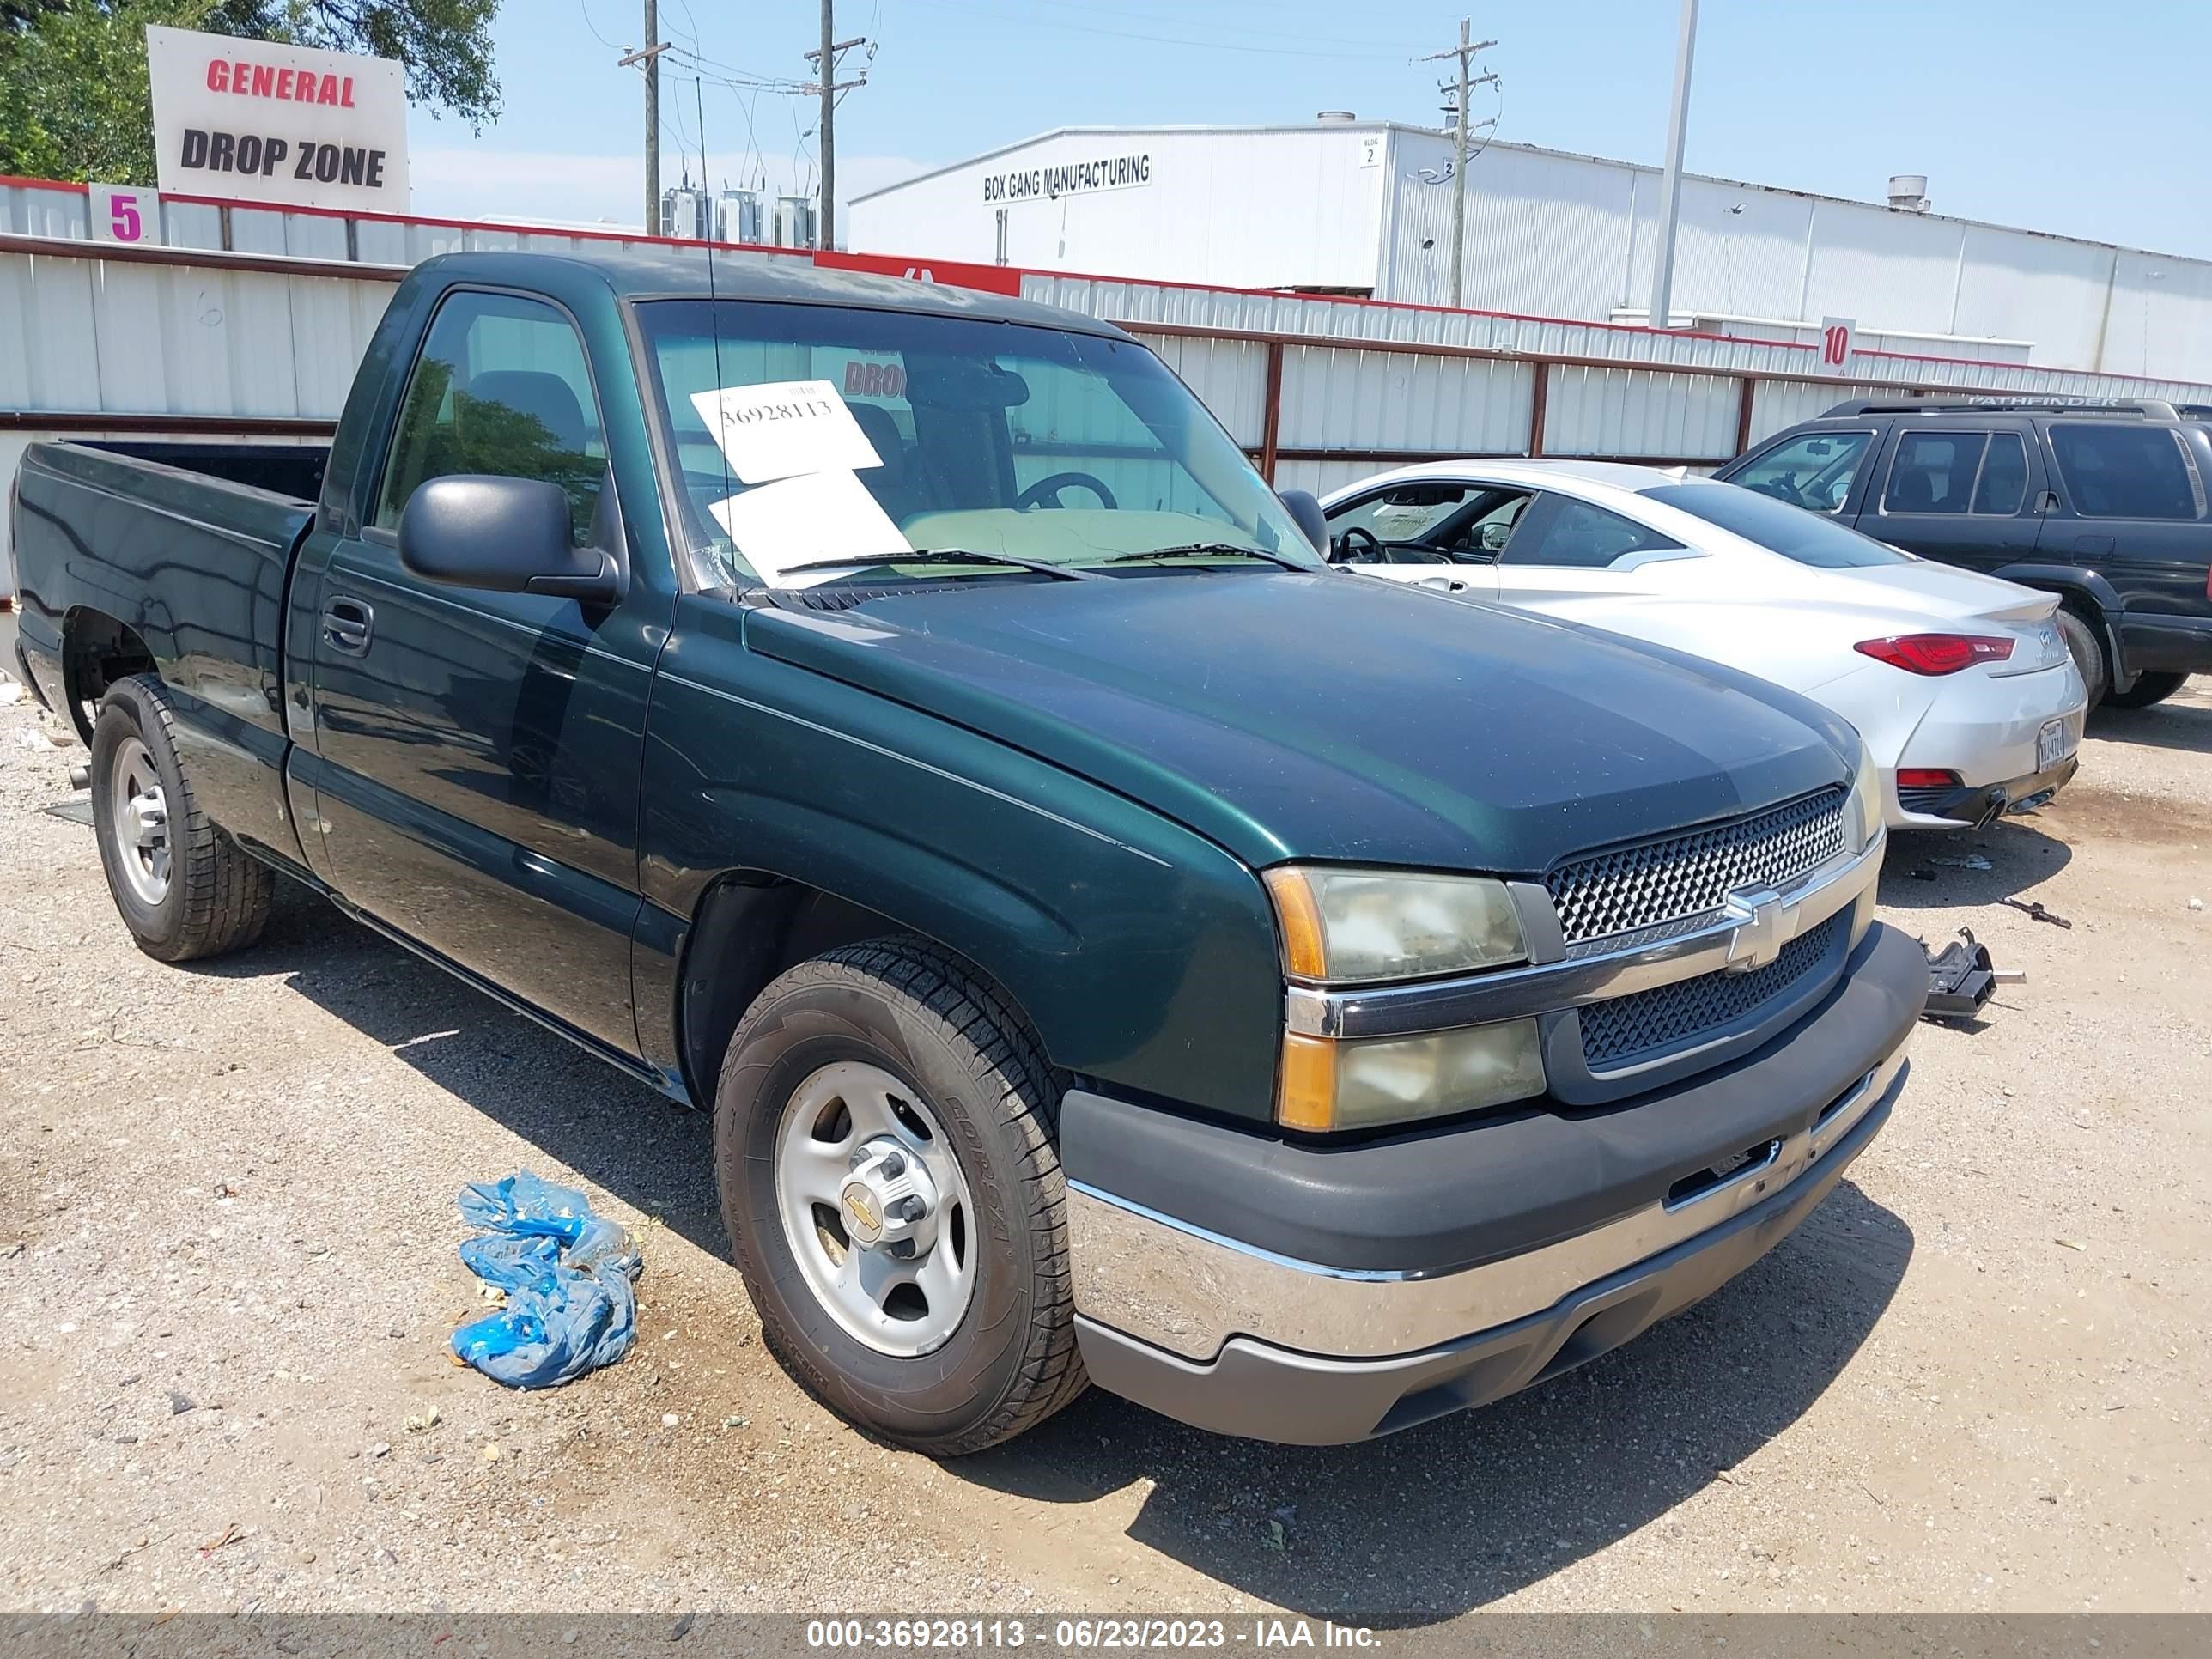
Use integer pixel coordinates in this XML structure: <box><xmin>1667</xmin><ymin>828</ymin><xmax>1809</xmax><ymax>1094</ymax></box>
<box><xmin>10</xmin><ymin>440</ymin><xmax>326</xmax><ymax>867</ymax></box>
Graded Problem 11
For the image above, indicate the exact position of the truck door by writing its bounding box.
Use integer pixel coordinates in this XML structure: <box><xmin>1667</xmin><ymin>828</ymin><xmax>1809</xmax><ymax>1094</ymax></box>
<box><xmin>1857</xmin><ymin>422</ymin><xmax>2044</xmax><ymax>576</ymax></box>
<box><xmin>301</xmin><ymin>287</ymin><xmax>667</xmax><ymax>1059</ymax></box>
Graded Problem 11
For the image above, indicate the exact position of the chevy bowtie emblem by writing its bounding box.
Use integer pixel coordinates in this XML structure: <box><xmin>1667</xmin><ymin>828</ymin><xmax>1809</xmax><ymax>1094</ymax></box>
<box><xmin>844</xmin><ymin>1191</ymin><xmax>879</xmax><ymax>1231</ymax></box>
<box><xmin>1723</xmin><ymin>886</ymin><xmax>1793</xmax><ymax>972</ymax></box>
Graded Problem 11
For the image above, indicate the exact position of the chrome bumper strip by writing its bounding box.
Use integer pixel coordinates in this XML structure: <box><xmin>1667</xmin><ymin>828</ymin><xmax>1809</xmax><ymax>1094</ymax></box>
<box><xmin>1284</xmin><ymin>833</ymin><xmax>1885</xmax><ymax>1041</ymax></box>
<box><xmin>1066</xmin><ymin>1048</ymin><xmax>1903</xmax><ymax>1364</ymax></box>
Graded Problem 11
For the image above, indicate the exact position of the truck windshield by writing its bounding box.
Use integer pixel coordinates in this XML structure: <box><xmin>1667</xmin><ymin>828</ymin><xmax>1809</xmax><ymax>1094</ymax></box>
<box><xmin>635</xmin><ymin>298</ymin><xmax>1315</xmax><ymax>588</ymax></box>
<box><xmin>1642</xmin><ymin>481</ymin><xmax>1913</xmax><ymax>568</ymax></box>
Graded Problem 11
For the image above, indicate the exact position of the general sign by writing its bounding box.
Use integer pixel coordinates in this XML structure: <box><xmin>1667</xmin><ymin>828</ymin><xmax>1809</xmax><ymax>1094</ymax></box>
<box><xmin>145</xmin><ymin>25</ymin><xmax>410</xmax><ymax>212</ymax></box>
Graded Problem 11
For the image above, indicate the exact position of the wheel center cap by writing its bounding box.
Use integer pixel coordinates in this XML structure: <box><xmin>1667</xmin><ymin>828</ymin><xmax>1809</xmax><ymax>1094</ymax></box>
<box><xmin>839</xmin><ymin>1139</ymin><xmax>938</xmax><ymax>1253</ymax></box>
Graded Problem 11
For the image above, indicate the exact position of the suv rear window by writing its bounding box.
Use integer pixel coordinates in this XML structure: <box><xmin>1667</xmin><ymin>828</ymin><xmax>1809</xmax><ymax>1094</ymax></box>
<box><xmin>2049</xmin><ymin>424</ymin><xmax>2200</xmax><ymax>520</ymax></box>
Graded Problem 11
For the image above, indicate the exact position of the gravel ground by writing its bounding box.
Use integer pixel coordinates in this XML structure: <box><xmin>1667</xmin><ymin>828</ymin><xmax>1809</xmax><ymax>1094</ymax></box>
<box><xmin>0</xmin><ymin>672</ymin><xmax>2206</xmax><ymax>1624</ymax></box>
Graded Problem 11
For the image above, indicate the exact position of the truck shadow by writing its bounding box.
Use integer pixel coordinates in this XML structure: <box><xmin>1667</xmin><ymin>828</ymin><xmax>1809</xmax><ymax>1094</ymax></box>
<box><xmin>956</xmin><ymin>1180</ymin><xmax>1911</xmax><ymax>1621</ymax></box>
<box><xmin>185</xmin><ymin>881</ymin><xmax>729</xmax><ymax>1261</ymax></box>
<box><xmin>192</xmin><ymin>880</ymin><xmax>1912</xmax><ymax>1622</ymax></box>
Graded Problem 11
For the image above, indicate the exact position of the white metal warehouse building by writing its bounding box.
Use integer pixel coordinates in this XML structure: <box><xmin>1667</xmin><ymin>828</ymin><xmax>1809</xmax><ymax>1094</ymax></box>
<box><xmin>848</xmin><ymin>121</ymin><xmax>2212</xmax><ymax>384</ymax></box>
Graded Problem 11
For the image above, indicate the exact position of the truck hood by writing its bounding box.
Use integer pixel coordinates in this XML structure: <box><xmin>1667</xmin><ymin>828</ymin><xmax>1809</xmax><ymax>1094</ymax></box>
<box><xmin>743</xmin><ymin>572</ymin><xmax>1856</xmax><ymax>872</ymax></box>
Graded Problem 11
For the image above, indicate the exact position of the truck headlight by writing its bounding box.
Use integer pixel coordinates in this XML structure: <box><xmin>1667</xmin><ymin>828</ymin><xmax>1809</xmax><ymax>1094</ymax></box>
<box><xmin>1263</xmin><ymin>866</ymin><xmax>1541</xmax><ymax>1131</ymax></box>
<box><xmin>1279</xmin><ymin>1020</ymin><xmax>1546</xmax><ymax>1133</ymax></box>
<box><xmin>1262</xmin><ymin>866</ymin><xmax>1528</xmax><ymax>983</ymax></box>
<box><xmin>1846</xmin><ymin>737</ymin><xmax>1884</xmax><ymax>855</ymax></box>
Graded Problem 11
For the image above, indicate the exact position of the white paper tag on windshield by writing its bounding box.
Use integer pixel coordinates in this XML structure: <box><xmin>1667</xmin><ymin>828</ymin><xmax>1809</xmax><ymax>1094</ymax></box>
<box><xmin>708</xmin><ymin>470</ymin><xmax>912</xmax><ymax>586</ymax></box>
<box><xmin>690</xmin><ymin>380</ymin><xmax>884</xmax><ymax>486</ymax></box>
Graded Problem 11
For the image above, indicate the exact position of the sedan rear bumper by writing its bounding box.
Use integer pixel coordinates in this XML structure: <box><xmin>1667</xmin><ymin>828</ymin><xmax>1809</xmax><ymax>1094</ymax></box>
<box><xmin>1895</xmin><ymin>753</ymin><xmax>2080</xmax><ymax>827</ymax></box>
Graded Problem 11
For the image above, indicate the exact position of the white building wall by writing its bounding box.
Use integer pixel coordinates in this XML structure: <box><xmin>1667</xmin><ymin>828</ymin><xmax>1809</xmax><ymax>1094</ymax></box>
<box><xmin>858</xmin><ymin>125</ymin><xmax>2212</xmax><ymax>383</ymax></box>
<box><xmin>850</xmin><ymin>126</ymin><xmax>1390</xmax><ymax>292</ymax></box>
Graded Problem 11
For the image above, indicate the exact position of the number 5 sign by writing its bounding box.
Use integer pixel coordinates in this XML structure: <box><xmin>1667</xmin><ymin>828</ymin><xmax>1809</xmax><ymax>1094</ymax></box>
<box><xmin>1816</xmin><ymin>315</ymin><xmax>1856</xmax><ymax>376</ymax></box>
<box><xmin>88</xmin><ymin>183</ymin><xmax>163</xmax><ymax>246</ymax></box>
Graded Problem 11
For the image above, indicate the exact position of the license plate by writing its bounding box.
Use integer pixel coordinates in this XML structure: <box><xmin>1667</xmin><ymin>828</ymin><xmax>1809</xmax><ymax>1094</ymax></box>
<box><xmin>2037</xmin><ymin>718</ymin><xmax>2070</xmax><ymax>770</ymax></box>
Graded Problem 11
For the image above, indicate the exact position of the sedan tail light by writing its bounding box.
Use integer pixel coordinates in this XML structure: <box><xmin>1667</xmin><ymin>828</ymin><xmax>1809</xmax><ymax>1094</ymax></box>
<box><xmin>1854</xmin><ymin>633</ymin><xmax>2015</xmax><ymax>676</ymax></box>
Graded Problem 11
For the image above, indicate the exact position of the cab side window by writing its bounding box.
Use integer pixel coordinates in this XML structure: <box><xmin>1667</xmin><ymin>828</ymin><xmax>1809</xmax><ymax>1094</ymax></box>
<box><xmin>1732</xmin><ymin>430</ymin><xmax>1872</xmax><ymax>514</ymax></box>
<box><xmin>1502</xmin><ymin>495</ymin><xmax>1681</xmax><ymax>568</ymax></box>
<box><xmin>1883</xmin><ymin>432</ymin><xmax>1987</xmax><ymax>515</ymax></box>
<box><xmin>376</xmin><ymin>290</ymin><xmax>607</xmax><ymax>541</ymax></box>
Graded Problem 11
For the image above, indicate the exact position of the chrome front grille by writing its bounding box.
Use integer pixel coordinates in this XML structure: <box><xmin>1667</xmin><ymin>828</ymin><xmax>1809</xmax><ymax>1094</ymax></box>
<box><xmin>1577</xmin><ymin>909</ymin><xmax>1850</xmax><ymax>1072</ymax></box>
<box><xmin>1545</xmin><ymin>787</ymin><xmax>1848</xmax><ymax>949</ymax></box>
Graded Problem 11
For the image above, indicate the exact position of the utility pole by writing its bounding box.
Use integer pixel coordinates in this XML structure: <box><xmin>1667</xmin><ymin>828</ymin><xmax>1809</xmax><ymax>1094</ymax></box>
<box><xmin>1420</xmin><ymin>17</ymin><xmax>1497</xmax><ymax>309</ymax></box>
<box><xmin>803</xmin><ymin>5</ymin><xmax>869</xmax><ymax>251</ymax></box>
<box><xmin>1648</xmin><ymin>0</ymin><xmax>1700</xmax><ymax>330</ymax></box>
<box><xmin>617</xmin><ymin>5</ymin><xmax>672</xmax><ymax>236</ymax></box>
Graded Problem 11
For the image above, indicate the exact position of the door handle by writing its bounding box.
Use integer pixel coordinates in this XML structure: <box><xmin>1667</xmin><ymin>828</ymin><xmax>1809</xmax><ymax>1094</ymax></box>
<box><xmin>322</xmin><ymin>597</ymin><xmax>374</xmax><ymax>656</ymax></box>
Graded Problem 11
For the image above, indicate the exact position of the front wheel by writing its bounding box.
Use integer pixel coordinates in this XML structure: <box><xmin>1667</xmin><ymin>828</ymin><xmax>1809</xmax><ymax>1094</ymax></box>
<box><xmin>2105</xmin><ymin>670</ymin><xmax>2188</xmax><ymax>709</ymax></box>
<box><xmin>713</xmin><ymin>938</ymin><xmax>1086</xmax><ymax>1454</ymax></box>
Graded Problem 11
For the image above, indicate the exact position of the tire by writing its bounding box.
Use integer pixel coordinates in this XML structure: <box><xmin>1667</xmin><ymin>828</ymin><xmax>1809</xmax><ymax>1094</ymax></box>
<box><xmin>2055</xmin><ymin>606</ymin><xmax>2111</xmax><ymax>708</ymax></box>
<box><xmin>2105</xmin><ymin>670</ymin><xmax>2188</xmax><ymax>710</ymax></box>
<box><xmin>713</xmin><ymin>937</ymin><xmax>1086</xmax><ymax>1455</ymax></box>
<box><xmin>89</xmin><ymin>675</ymin><xmax>274</xmax><ymax>963</ymax></box>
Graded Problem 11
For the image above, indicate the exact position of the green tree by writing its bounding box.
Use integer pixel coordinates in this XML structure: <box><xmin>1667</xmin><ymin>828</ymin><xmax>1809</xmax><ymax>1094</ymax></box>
<box><xmin>0</xmin><ymin>1</ymin><xmax>500</xmax><ymax>186</ymax></box>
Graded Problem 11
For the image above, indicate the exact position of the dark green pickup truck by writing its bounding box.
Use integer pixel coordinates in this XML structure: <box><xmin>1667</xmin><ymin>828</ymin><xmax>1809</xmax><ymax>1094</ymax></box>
<box><xmin>9</xmin><ymin>250</ymin><xmax>1923</xmax><ymax>1449</ymax></box>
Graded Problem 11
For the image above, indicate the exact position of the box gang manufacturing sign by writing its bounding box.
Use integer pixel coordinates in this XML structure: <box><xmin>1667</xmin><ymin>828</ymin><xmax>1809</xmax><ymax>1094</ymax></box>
<box><xmin>145</xmin><ymin>24</ymin><xmax>409</xmax><ymax>212</ymax></box>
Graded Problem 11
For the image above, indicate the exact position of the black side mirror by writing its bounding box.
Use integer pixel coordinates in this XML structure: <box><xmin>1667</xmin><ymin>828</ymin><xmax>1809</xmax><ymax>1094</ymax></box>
<box><xmin>398</xmin><ymin>475</ymin><xmax>624</xmax><ymax>605</ymax></box>
<box><xmin>1278</xmin><ymin>488</ymin><xmax>1329</xmax><ymax>555</ymax></box>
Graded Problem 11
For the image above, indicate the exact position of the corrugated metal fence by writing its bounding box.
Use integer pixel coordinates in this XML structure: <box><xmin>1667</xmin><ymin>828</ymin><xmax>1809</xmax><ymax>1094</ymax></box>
<box><xmin>9</xmin><ymin>175</ymin><xmax>2212</xmax><ymax>580</ymax></box>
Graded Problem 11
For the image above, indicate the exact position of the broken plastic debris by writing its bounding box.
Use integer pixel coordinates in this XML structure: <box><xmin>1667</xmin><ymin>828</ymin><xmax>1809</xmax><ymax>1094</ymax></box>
<box><xmin>449</xmin><ymin>1172</ymin><xmax>641</xmax><ymax>1389</ymax></box>
<box><xmin>1930</xmin><ymin>854</ymin><xmax>1993</xmax><ymax>871</ymax></box>
<box><xmin>404</xmin><ymin>1406</ymin><xmax>440</xmax><ymax>1433</ymax></box>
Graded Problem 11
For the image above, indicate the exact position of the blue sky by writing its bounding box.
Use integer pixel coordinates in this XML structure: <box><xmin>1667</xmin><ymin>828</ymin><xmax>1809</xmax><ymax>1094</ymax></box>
<box><xmin>405</xmin><ymin>0</ymin><xmax>2212</xmax><ymax>259</ymax></box>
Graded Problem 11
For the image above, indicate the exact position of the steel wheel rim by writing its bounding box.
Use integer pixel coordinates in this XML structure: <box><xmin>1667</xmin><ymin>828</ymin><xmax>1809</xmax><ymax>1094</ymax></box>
<box><xmin>771</xmin><ymin>1060</ymin><xmax>978</xmax><ymax>1358</ymax></box>
<box><xmin>109</xmin><ymin>735</ymin><xmax>172</xmax><ymax>907</ymax></box>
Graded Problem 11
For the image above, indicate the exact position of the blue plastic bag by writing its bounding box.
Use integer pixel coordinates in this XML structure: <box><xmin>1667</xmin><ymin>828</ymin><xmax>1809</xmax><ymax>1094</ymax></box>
<box><xmin>450</xmin><ymin>1171</ymin><xmax>642</xmax><ymax>1389</ymax></box>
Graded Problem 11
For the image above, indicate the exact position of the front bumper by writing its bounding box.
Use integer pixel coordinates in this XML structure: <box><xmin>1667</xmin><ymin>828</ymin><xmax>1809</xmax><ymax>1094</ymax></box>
<box><xmin>1063</xmin><ymin>920</ymin><xmax>1923</xmax><ymax>1443</ymax></box>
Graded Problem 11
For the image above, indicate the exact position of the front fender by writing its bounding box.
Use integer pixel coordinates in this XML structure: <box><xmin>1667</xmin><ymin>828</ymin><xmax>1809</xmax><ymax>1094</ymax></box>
<box><xmin>635</xmin><ymin>599</ymin><xmax>1285</xmax><ymax>1122</ymax></box>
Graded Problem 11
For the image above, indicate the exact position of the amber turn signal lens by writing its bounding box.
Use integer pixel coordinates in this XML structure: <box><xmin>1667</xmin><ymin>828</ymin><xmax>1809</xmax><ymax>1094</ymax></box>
<box><xmin>1262</xmin><ymin>867</ymin><xmax>1328</xmax><ymax>980</ymax></box>
<box><xmin>1275</xmin><ymin>1033</ymin><xmax>1340</xmax><ymax>1132</ymax></box>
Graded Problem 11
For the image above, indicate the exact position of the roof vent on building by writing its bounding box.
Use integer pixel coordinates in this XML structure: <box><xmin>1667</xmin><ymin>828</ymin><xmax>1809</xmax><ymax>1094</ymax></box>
<box><xmin>1887</xmin><ymin>173</ymin><xmax>1931</xmax><ymax>212</ymax></box>
<box><xmin>1316</xmin><ymin>110</ymin><xmax>1358</xmax><ymax>123</ymax></box>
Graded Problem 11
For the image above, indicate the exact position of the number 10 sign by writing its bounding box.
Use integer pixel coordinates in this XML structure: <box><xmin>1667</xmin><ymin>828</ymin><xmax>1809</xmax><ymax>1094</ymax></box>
<box><xmin>88</xmin><ymin>183</ymin><xmax>164</xmax><ymax>246</ymax></box>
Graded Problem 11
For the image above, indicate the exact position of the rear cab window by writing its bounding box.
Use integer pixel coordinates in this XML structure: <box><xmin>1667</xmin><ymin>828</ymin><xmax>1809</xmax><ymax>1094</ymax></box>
<box><xmin>1642</xmin><ymin>482</ymin><xmax>1912</xmax><ymax>568</ymax></box>
<box><xmin>2048</xmin><ymin>423</ymin><xmax>2203</xmax><ymax>520</ymax></box>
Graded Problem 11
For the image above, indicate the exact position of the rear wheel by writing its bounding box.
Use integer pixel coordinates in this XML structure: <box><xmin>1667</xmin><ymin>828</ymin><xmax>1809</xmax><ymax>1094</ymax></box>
<box><xmin>713</xmin><ymin>938</ymin><xmax>1086</xmax><ymax>1454</ymax></box>
<box><xmin>89</xmin><ymin>676</ymin><xmax>273</xmax><ymax>962</ymax></box>
<box><xmin>2105</xmin><ymin>670</ymin><xmax>2188</xmax><ymax>709</ymax></box>
<box><xmin>2055</xmin><ymin>606</ymin><xmax>2111</xmax><ymax>708</ymax></box>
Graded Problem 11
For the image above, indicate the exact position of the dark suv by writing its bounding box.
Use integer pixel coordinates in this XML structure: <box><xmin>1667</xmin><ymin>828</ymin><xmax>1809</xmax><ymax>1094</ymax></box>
<box><xmin>1717</xmin><ymin>399</ymin><xmax>2212</xmax><ymax>708</ymax></box>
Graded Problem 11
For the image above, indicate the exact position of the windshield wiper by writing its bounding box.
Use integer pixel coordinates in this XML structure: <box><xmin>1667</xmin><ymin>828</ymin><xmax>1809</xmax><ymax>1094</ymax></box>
<box><xmin>771</xmin><ymin>549</ymin><xmax>1097</xmax><ymax>584</ymax></box>
<box><xmin>1095</xmin><ymin>541</ymin><xmax>1311</xmax><ymax>572</ymax></box>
